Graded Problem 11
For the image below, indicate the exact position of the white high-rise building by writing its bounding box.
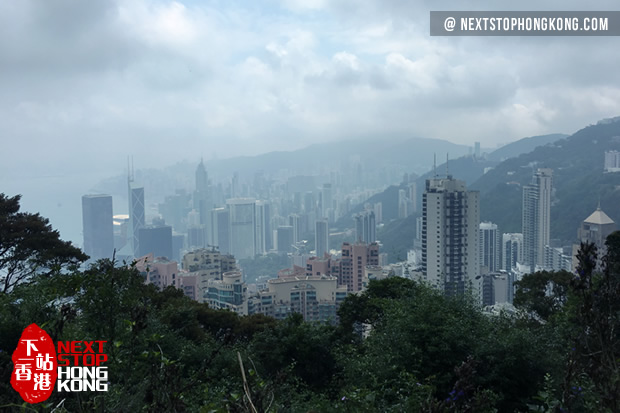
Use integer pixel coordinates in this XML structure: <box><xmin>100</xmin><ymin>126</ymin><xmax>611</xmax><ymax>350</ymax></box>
<box><xmin>479</xmin><ymin>222</ymin><xmax>500</xmax><ymax>274</ymax></box>
<box><xmin>422</xmin><ymin>176</ymin><xmax>480</xmax><ymax>297</ymax></box>
<box><xmin>522</xmin><ymin>168</ymin><xmax>553</xmax><ymax>273</ymax></box>
<box><xmin>355</xmin><ymin>210</ymin><xmax>376</xmax><ymax>244</ymax></box>
<box><xmin>255</xmin><ymin>201</ymin><xmax>270</xmax><ymax>256</ymax></box>
<box><xmin>227</xmin><ymin>198</ymin><xmax>256</xmax><ymax>260</ymax></box>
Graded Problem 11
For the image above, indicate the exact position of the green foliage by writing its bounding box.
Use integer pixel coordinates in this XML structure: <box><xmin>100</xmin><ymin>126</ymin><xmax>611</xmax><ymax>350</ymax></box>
<box><xmin>4</xmin><ymin>195</ymin><xmax>620</xmax><ymax>411</ymax></box>
<box><xmin>0</xmin><ymin>193</ymin><xmax>87</xmax><ymax>293</ymax></box>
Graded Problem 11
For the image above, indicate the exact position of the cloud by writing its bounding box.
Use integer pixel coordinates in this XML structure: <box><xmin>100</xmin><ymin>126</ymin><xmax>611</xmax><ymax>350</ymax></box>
<box><xmin>1</xmin><ymin>0</ymin><xmax>620</xmax><ymax>181</ymax></box>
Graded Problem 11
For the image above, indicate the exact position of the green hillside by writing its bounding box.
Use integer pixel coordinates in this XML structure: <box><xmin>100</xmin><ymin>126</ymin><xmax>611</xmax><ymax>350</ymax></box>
<box><xmin>471</xmin><ymin>117</ymin><xmax>620</xmax><ymax>242</ymax></box>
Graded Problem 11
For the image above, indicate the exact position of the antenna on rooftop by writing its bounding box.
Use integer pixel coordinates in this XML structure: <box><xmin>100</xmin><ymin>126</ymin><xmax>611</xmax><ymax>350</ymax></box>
<box><xmin>446</xmin><ymin>153</ymin><xmax>449</xmax><ymax>177</ymax></box>
<box><xmin>433</xmin><ymin>153</ymin><xmax>437</xmax><ymax>178</ymax></box>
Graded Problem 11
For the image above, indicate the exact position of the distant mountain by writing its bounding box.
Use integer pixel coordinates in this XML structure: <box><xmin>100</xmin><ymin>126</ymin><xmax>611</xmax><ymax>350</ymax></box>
<box><xmin>471</xmin><ymin>117</ymin><xmax>620</xmax><ymax>243</ymax></box>
<box><xmin>335</xmin><ymin>132</ymin><xmax>567</xmax><ymax>231</ymax></box>
<box><xmin>487</xmin><ymin>134</ymin><xmax>568</xmax><ymax>162</ymax></box>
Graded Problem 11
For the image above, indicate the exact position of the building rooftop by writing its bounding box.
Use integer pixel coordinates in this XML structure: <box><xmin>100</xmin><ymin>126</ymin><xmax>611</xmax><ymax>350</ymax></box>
<box><xmin>584</xmin><ymin>207</ymin><xmax>615</xmax><ymax>225</ymax></box>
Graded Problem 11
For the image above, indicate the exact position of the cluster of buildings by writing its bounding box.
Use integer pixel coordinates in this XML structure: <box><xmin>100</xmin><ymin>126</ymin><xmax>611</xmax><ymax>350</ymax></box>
<box><xmin>82</xmin><ymin>154</ymin><xmax>617</xmax><ymax>321</ymax></box>
<box><xmin>415</xmin><ymin>167</ymin><xmax>615</xmax><ymax>308</ymax></box>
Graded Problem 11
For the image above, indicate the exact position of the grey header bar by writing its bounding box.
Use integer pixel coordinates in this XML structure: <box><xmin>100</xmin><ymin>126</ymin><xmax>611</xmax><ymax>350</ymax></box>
<box><xmin>430</xmin><ymin>11</ymin><xmax>620</xmax><ymax>36</ymax></box>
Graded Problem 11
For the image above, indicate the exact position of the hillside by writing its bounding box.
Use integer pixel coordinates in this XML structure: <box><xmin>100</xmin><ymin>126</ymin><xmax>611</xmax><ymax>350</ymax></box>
<box><xmin>487</xmin><ymin>133</ymin><xmax>568</xmax><ymax>162</ymax></box>
<box><xmin>471</xmin><ymin>117</ymin><xmax>620</xmax><ymax>242</ymax></box>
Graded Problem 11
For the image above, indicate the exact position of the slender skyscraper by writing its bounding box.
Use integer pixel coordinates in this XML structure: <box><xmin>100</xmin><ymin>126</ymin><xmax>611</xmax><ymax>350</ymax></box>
<box><xmin>355</xmin><ymin>210</ymin><xmax>376</xmax><ymax>244</ymax></box>
<box><xmin>479</xmin><ymin>222</ymin><xmax>500</xmax><ymax>274</ymax></box>
<box><xmin>315</xmin><ymin>219</ymin><xmax>329</xmax><ymax>258</ymax></box>
<box><xmin>82</xmin><ymin>194</ymin><xmax>114</xmax><ymax>260</ymax></box>
<box><xmin>128</xmin><ymin>167</ymin><xmax>145</xmax><ymax>258</ymax></box>
<box><xmin>422</xmin><ymin>176</ymin><xmax>480</xmax><ymax>296</ymax></box>
<box><xmin>522</xmin><ymin>168</ymin><xmax>552</xmax><ymax>273</ymax></box>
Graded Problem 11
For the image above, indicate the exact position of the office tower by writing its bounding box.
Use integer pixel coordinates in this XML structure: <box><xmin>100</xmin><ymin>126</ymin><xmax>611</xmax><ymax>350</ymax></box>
<box><xmin>289</xmin><ymin>214</ymin><xmax>302</xmax><ymax>244</ymax></box>
<box><xmin>374</xmin><ymin>202</ymin><xmax>383</xmax><ymax>224</ymax></box>
<box><xmin>138</xmin><ymin>225</ymin><xmax>173</xmax><ymax>260</ymax></box>
<box><xmin>277</xmin><ymin>226</ymin><xmax>294</xmax><ymax>254</ymax></box>
<box><xmin>479</xmin><ymin>222</ymin><xmax>500</xmax><ymax>274</ymax></box>
<box><xmin>128</xmin><ymin>180</ymin><xmax>145</xmax><ymax>258</ymax></box>
<box><xmin>475</xmin><ymin>142</ymin><xmax>481</xmax><ymax>158</ymax></box>
<box><xmin>322</xmin><ymin>183</ymin><xmax>332</xmax><ymax>219</ymax></box>
<box><xmin>82</xmin><ymin>194</ymin><xmax>114</xmax><ymax>260</ymax></box>
<box><xmin>355</xmin><ymin>210</ymin><xmax>376</xmax><ymax>244</ymax></box>
<box><xmin>315</xmin><ymin>219</ymin><xmax>329</xmax><ymax>258</ymax></box>
<box><xmin>408</xmin><ymin>182</ymin><xmax>417</xmax><ymax>214</ymax></box>
<box><xmin>255</xmin><ymin>201</ymin><xmax>270</xmax><ymax>255</ymax></box>
<box><xmin>572</xmin><ymin>205</ymin><xmax>616</xmax><ymax>270</ymax></box>
<box><xmin>502</xmin><ymin>233</ymin><xmax>523</xmax><ymax>271</ymax></box>
<box><xmin>422</xmin><ymin>176</ymin><xmax>480</xmax><ymax>296</ymax></box>
<box><xmin>210</xmin><ymin>207</ymin><xmax>230</xmax><ymax>254</ymax></box>
<box><xmin>227</xmin><ymin>198</ymin><xmax>256</xmax><ymax>259</ymax></box>
<box><xmin>522</xmin><ymin>168</ymin><xmax>552</xmax><ymax>273</ymax></box>
<box><xmin>338</xmin><ymin>242</ymin><xmax>380</xmax><ymax>292</ymax></box>
<box><xmin>398</xmin><ymin>189</ymin><xmax>408</xmax><ymax>218</ymax></box>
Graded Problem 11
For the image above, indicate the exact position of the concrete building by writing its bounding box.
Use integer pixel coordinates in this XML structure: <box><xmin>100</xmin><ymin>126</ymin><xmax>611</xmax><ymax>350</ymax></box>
<box><xmin>355</xmin><ymin>210</ymin><xmax>376</xmax><ymax>244</ymax></box>
<box><xmin>604</xmin><ymin>150</ymin><xmax>620</xmax><ymax>172</ymax></box>
<box><xmin>138</xmin><ymin>225</ymin><xmax>173</xmax><ymax>260</ymax></box>
<box><xmin>206</xmin><ymin>271</ymin><xmax>247</xmax><ymax>314</ymax></box>
<box><xmin>572</xmin><ymin>205</ymin><xmax>616</xmax><ymax>270</ymax></box>
<box><xmin>522</xmin><ymin>168</ymin><xmax>553</xmax><ymax>273</ymax></box>
<box><xmin>501</xmin><ymin>233</ymin><xmax>523</xmax><ymax>271</ymax></box>
<box><xmin>182</xmin><ymin>248</ymin><xmax>237</xmax><ymax>301</ymax></box>
<box><xmin>277</xmin><ymin>226</ymin><xmax>294</xmax><ymax>254</ymax></box>
<box><xmin>479</xmin><ymin>222</ymin><xmax>500</xmax><ymax>274</ymax></box>
<box><xmin>210</xmin><ymin>207</ymin><xmax>230</xmax><ymax>254</ymax></box>
<box><xmin>336</xmin><ymin>242</ymin><xmax>380</xmax><ymax>292</ymax></box>
<box><xmin>255</xmin><ymin>201</ymin><xmax>270</xmax><ymax>255</ymax></box>
<box><xmin>227</xmin><ymin>198</ymin><xmax>256</xmax><ymax>259</ymax></box>
<box><xmin>288</xmin><ymin>213</ymin><xmax>302</xmax><ymax>244</ymax></box>
<box><xmin>82</xmin><ymin>194</ymin><xmax>114</xmax><ymax>260</ymax></box>
<box><xmin>398</xmin><ymin>189</ymin><xmax>408</xmax><ymax>219</ymax></box>
<box><xmin>248</xmin><ymin>275</ymin><xmax>347</xmax><ymax>322</ymax></box>
<box><xmin>315</xmin><ymin>219</ymin><xmax>329</xmax><ymax>258</ymax></box>
<box><xmin>422</xmin><ymin>176</ymin><xmax>480</xmax><ymax>297</ymax></box>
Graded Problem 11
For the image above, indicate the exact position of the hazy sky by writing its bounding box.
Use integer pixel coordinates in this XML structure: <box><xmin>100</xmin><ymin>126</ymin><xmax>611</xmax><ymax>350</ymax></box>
<box><xmin>2</xmin><ymin>0</ymin><xmax>620</xmax><ymax>179</ymax></box>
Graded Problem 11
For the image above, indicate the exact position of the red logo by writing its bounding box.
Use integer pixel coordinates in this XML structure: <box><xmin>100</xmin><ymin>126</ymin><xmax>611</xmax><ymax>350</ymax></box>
<box><xmin>10</xmin><ymin>323</ymin><xmax>58</xmax><ymax>404</ymax></box>
<box><xmin>10</xmin><ymin>324</ymin><xmax>109</xmax><ymax>404</ymax></box>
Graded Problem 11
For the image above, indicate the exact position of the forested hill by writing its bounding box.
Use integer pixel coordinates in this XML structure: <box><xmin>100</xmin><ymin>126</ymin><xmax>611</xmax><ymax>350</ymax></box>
<box><xmin>471</xmin><ymin>117</ymin><xmax>620</xmax><ymax>242</ymax></box>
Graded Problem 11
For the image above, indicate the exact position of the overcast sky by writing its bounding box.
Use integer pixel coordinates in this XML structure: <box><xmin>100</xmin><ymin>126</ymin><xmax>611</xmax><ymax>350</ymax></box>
<box><xmin>2</xmin><ymin>0</ymin><xmax>620</xmax><ymax>179</ymax></box>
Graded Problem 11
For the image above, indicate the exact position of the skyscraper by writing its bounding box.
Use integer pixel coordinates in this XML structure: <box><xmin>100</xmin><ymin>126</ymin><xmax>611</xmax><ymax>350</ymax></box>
<box><xmin>479</xmin><ymin>222</ymin><xmax>500</xmax><ymax>274</ymax></box>
<box><xmin>321</xmin><ymin>183</ymin><xmax>332</xmax><ymax>219</ymax></box>
<box><xmin>82</xmin><ymin>194</ymin><xmax>114</xmax><ymax>260</ymax></box>
<box><xmin>255</xmin><ymin>201</ymin><xmax>271</xmax><ymax>255</ymax></box>
<box><xmin>210</xmin><ymin>207</ymin><xmax>230</xmax><ymax>254</ymax></box>
<box><xmin>315</xmin><ymin>219</ymin><xmax>329</xmax><ymax>258</ymax></box>
<box><xmin>227</xmin><ymin>198</ymin><xmax>256</xmax><ymax>259</ymax></box>
<box><xmin>138</xmin><ymin>225</ymin><xmax>173</xmax><ymax>260</ymax></box>
<box><xmin>277</xmin><ymin>226</ymin><xmax>294</xmax><ymax>254</ymax></box>
<box><xmin>522</xmin><ymin>168</ymin><xmax>552</xmax><ymax>273</ymax></box>
<box><xmin>355</xmin><ymin>210</ymin><xmax>376</xmax><ymax>244</ymax></box>
<box><xmin>422</xmin><ymin>176</ymin><xmax>480</xmax><ymax>296</ymax></box>
<box><xmin>128</xmin><ymin>179</ymin><xmax>145</xmax><ymax>258</ymax></box>
<box><xmin>501</xmin><ymin>233</ymin><xmax>523</xmax><ymax>271</ymax></box>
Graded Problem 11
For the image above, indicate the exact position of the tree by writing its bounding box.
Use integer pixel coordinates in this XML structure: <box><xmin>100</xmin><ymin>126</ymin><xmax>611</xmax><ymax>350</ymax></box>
<box><xmin>0</xmin><ymin>193</ymin><xmax>87</xmax><ymax>293</ymax></box>
<box><xmin>514</xmin><ymin>270</ymin><xmax>574</xmax><ymax>321</ymax></box>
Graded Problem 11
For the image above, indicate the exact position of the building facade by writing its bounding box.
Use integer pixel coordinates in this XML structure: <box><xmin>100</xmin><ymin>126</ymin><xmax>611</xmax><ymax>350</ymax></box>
<box><xmin>522</xmin><ymin>168</ymin><xmax>552</xmax><ymax>273</ymax></box>
<box><xmin>82</xmin><ymin>194</ymin><xmax>114</xmax><ymax>260</ymax></box>
<box><xmin>422</xmin><ymin>176</ymin><xmax>480</xmax><ymax>296</ymax></box>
